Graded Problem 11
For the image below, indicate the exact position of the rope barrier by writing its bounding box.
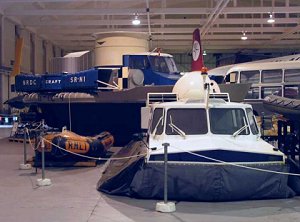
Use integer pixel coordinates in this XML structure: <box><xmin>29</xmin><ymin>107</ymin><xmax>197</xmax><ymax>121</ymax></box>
<box><xmin>22</xmin><ymin>123</ymin><xmax>300</xmax><ymax>177</ymax></box>
<box><xmin>170</xmin><ymin>145</ymin><xmax>300</xmax><ymax>177</ymax></box>
<box><xmin>43</xmin><ymin>138</ymin><xmax>147</xmax><ymax>161</ymax></box>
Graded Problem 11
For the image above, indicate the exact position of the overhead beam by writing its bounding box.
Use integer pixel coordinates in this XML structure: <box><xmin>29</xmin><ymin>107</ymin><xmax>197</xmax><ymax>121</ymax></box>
<box><xmin>37</xmin><ymin>26</ymin><xmax>295</xmax><ymax>35</ymax></box>
<box><xmin>56</xmin><ymin>39</ymin><xmax>300</xmax><ymax>47</ymax></box>
<box><xmin>202</xmin><ymin>0</ymin><xmax>230</xmax><ymax>37</ymax></box>
<box><xmin>5</xmin><ymin>7</ymin><xmax>300</xmax><ymax>16</ymax></box>
<box><xmin>0</xmin><ymin>0</ymin><xmax>139</xmax><ymax>2</ymax></box>
<box><xmin>271</xmin><ymin>24</ymin><xmax>300</xmax><ymax>41</ymax></box>
<box><xmin>49</xmin><ymin>34</ymin><xmax>300</xmax><ymax>41</ymax></box>
<box><xmin>21</xmin><ymin>17</ymin><xmax>300</xmax><ymax>27</ymax></box>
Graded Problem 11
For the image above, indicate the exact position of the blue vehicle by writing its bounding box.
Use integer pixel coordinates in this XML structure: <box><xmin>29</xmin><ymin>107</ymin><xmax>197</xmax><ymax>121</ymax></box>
<box><xmin>15</xmin><ymin>52</ymin><xmax>181</xmax><ymax>93</ymax></box>
<box><xmin>12</xmin><ymin>52</ymin><xmax>182</xmax><ymax>146</ymax></box>
<box><xmin>123</xmin><ymin>52</ymin><xmax>181</xmax><ymax>86</ymax></box>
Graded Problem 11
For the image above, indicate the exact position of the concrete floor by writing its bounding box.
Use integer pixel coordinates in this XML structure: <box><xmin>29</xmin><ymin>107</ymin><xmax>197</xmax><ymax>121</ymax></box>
<box><xmin>1</xmin><ymin>138</ymin><xmax>300</xmax><ymax>222</ymax></box>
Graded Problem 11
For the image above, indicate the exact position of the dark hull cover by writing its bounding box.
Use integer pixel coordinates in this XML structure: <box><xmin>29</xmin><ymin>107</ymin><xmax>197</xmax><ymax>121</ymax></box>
<box><xmin>97</xmin><ymin>140</ymin><xmax>300</xmax><ymax>201</ymax></box>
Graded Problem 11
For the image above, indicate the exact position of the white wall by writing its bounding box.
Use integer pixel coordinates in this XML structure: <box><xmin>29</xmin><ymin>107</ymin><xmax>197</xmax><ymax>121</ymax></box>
<box><xmin>2</xmin><ymin>18</ymin><xmax>15</xmax><ymax>68</ymax></box>
<box><xmin>46</xmin><ymin>42</ymin><xmax>54</xmax><ymax>72</ymax></box>
<box><xmin>54</xmin><ymin>46</ymin><xmax>62</xmax><ymax>58</ymax></box>
<box><xmin>0</xmin><ymin>16</ymin><xmax>63</xmax><ymax>112</ymax></box>
<box><xmin>21</xmin><ymin>28</ymin><xmax>31</xmax><ymax>74</ymax></box>
<box><xmin>1</xmin><ymin>18</ymin><xmax>14</xmax><ymax>112</ymax></box>
<box><xmin>34</xmin><ymin>36</ymin><xmax>44</xmax><ymax>74</ymax></box>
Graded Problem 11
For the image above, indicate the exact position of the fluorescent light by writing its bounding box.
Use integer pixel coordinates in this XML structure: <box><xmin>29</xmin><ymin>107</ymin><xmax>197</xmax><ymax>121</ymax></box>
<box><xmin>241</xmin><ymin>32</ymin><xmax>247</xmax><ymax>40</ymax></box>
<box><xmin>132</xmin><ymin>15</ymin><xmax>140</xmax><ymax>25</ymax></box>
<box><xmin>267</xmin><ymin>14</ymin><xmax>275</xmax><ymax>23</ymax></box>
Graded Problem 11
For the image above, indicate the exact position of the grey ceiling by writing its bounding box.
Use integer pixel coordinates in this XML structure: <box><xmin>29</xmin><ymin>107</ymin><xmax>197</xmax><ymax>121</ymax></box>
<box><xmin>1</xmin><ymin>0</ymin><xmax>300</xmax><ymax>54</ymax></box>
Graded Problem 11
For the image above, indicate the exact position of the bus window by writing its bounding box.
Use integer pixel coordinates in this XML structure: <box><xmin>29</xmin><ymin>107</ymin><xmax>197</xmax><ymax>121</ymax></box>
<box><xmin>240</xmin><ymin>70</ymin><xmax>260</xmax><ymax>84</ymax></box>
<box><xmin>261</xmin><ymin>69</ymin><xmax>282</xmax><ymax>83</ymax></box>
<box><xmin>284</xmin><ymin>86</ymin><xmax>299</xmax><ymax>99</ymax></box>
<box><xmin>261</xmin><ymin>86</ymin><xmax>282</xmax><ymax>98</ymax></box>
<box><xmin>211</xmin><ymin>76</ymin><xmax>225</xmax><ymax>84</ymax></box>
<box><xmin>284</xmin><ymin>69</ymin><xmax>300</xmax><ymax>82</ymax></box>
<box><xmin>245</xmin><ymin>87</ymin><xmax>259</xmax><ymax>99</ymax></box>
<box><xmin>225</xmin><ymin>72</ymin><xmax>238</xmax><ymax>83</ymax></box>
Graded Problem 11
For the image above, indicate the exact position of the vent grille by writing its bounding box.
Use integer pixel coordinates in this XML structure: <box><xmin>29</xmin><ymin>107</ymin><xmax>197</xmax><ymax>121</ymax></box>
<box><xmin>147</xmin><ymin>93</ymin><xmax>178</xmax><ymax>106</ymax></box>
<box><xmin>209</xmin><ymin>93</ymin><xmax>230</xmax><ymax>102</ymax></box>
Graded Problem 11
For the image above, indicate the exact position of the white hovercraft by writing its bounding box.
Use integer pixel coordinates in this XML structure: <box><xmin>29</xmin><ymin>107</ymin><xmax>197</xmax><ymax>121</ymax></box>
<box><xmin>98</xmin><ymin>70</ymin><xmax>295</xmax><ymax>201</ymax></box>
<box><xmin>146</xmin><ymin>70</ymin><xmax>285</xmax><ymax>165</ymax></box>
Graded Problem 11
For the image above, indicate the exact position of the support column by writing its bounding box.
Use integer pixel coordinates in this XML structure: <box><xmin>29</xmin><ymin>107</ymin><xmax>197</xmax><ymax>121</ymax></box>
<box><xmin>0</xmin><ymin>14</ymin><xmax>4</xmax><ymax>112</ymax></box>
<box><xmin>0</xmin><ymin>14</ymin><xmax>3</xmax><ymax>67</ymax></box>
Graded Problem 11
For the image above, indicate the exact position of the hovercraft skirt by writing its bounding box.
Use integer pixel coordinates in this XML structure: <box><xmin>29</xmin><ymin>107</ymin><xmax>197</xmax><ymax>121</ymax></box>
<box><xmin>97</xmin><ymin>141</ymin><xmax>296</xmax><ymax>201</ymax></box>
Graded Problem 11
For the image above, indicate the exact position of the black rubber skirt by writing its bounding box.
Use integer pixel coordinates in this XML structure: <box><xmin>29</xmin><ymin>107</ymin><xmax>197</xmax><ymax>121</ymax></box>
<box><xmin>97</xmin><ymin>140</ymin><xmax>298</xmax><ymax>201</ymax></box>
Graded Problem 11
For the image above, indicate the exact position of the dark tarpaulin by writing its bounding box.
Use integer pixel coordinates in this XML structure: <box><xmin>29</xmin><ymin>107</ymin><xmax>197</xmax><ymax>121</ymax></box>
<box><xmin>97</xmin><ymin>140</ymin><xmax>298</xmax><ymax>201</ymax></box>
<box><xmin>97</xmin><ymin>140</ymin><xmax>147</xmax><ymax>196</ymax></box>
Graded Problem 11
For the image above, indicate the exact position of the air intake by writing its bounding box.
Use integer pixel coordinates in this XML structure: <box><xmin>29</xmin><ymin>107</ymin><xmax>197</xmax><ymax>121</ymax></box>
<box><xmin>209</xmin><ymin>93</ymin><xmax>230</xmax><ymax>102</ymax></box>
<box><xmin>147</xmin><ymin>93</ymin><xmax>178</xmax><ymax>106</ymax></box>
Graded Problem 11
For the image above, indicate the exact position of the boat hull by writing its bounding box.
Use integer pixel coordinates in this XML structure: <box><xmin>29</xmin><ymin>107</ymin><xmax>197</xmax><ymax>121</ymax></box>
<box><xmin>39</xmin><ymin>102</ymin><xmax>143</xmax><ymax>146</ymax></box>
<box><xmin>23</xmin><ymin>86</ymin><xmax>174</xmax><ymax>146</ymax></box>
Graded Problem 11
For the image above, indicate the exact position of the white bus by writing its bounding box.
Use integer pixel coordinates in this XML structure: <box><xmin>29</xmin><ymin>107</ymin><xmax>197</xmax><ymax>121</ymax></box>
<box><xmin>209</xmin><ymin>60</ymin><xmax>300</xmax><ymax>114</ymax></box>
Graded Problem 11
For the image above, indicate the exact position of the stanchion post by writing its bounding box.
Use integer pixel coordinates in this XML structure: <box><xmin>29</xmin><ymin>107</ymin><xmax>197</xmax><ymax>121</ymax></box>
<box><xmin>155</xmin><ymin>143</ymin><xmax>176</xmax><ymax>213</ymax></box>
<box><xmin>163</xmin><ymin>143</ymin><xmax>169</xmax><ymax>204</ymax></box>
<box><xmin>19</xmin><ymin>127</ymin><xmax>32</xmax><ymax>170</ymax></box>
<box><xmin>41</xmin><ymin>133</ymin><xmax>45</xmax><ymax>180</ymax></box>
<box><xmin>24</xmin><ymin>128</ymin><xmax>27</xmax><ymax>164</ymax></box>
<box><xmin>36</xmin><ymin>119</ymin><xmax>52</xmax><ymax>186</ymax></box>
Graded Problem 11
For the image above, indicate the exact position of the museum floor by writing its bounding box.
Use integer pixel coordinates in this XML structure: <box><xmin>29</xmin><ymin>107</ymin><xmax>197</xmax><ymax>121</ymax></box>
<box><xmin>1</xmin><ymin>138</ymin><xmax>300</xmax><ymax>222</ymax></box>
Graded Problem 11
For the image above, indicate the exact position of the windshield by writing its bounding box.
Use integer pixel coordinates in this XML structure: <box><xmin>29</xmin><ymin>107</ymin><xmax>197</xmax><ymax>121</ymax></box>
<box><xmin>150</xmin><ymin>108</ymin><xmax>164</xmax><ymax>135</ymax></box>
<box><xmin>246</xmin><ymin>108</ymin><xmax>259</xmax><ymax>135</ymax></box>
<box><xmin>210</xmin><ymin>108</ymin><xmax>249</xmax><ymax>135</ymax></box>
<box><xmin>166</xmin><ymin>108</ymin><xmax>208</xmax><ymax>135</ymax></box>
<box><xmin>128</xmin><ymin>55</ymin><xmax>149</xmax><ymax>70</ymax></box>
<box><xmin>148</xmin><ymin>56</ymin><xmax>179</xmax><ymax>73</ymax></box>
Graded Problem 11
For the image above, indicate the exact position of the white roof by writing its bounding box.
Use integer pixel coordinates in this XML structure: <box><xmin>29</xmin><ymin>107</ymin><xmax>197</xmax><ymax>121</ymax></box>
<box><xmin>125</xmin><ymin>52</ymin><xmax>173</xmax><ymax>57</ymax></box>
<box><xmin>227</xmin><ymin>60</ymin><xmax>300</xmax><ymax>73</ymax></box>
<box><xmin>64</xmin><ymin>51</ymin><xmax>90</xmax><ymax>58</ymax></box>
<box><xmin>209</xmin><ymin>60</ymin><xmax>300</xmax><ymax>77</ymax></box>
<box><xmin>152</xmin><ymin>100</ymin><xmax>251</xmax><ymax>109</ymax></box>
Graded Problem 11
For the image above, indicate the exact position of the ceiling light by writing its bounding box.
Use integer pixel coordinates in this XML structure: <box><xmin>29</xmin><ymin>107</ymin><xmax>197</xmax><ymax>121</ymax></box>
<box><xmin>203</xmin><ymin>50</ymin><xmax>207</xmax><ymax>56</ymax></box>
<box><xmin>267</xmin><ymin>13</ymin><xmax>275</xmax><ymax>23</ymax></box>
<box><xmin>241</xmin><ymin>32</ymin><xmax>247</xmax><ymax>40</ymax></box>
<box><xmin>132</xmin><ymin>14</ymin><xmax>140</xmax><ymax>25</ymax></box>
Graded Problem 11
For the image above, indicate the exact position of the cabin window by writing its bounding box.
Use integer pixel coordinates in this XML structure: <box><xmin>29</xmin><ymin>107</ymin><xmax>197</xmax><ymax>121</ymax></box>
<box><xmin>284</xmin><ymin>86</ymin><xmax>299</xmax><ymax>99</ymax></box>
<box><xmin>165</xmin><ymin>108</ymin><xmax>208</xmax><ymax>135</ymax></box>
<box><xmin>165</xmin><ymin>57</ymin><xmax>179</xmax><ymax>73</ymax></box>
<box><xmin>284</xmin><ymin>69</ymin><xmax>300</xmax><ymax>82</ymax></box>
<box><xmin>261</xmin><ymin>69</ymin><xmax>282</xmax><ymax>83</ymax></box>
<box><xmin>246</xmin><ymin>108</ymin><xmax>259</xmax><ymax>135</ymax></box>
<box><xmin>245</xmin><ymin>87</ymin><xmax>259</xmax><ymax>99</ymax></box>
<box><xmin>209</xmin><ymin>108</ymin><xmax>249</xmax><ymax>135</ymax></box>
<box><xmin>150</xmin><ymin>108</ymin><xmax>164</xmax><ymax>135</ymax></box>
<box><xmin>240</xmin><ymin>70</ymin><xmax>260</xmax><ymax>84</ymax></box>
<box><xmin>128</xmin><ymin>56</ymin><xmax>149</xmax><ymax>70</ymax></box>
<box><xmin>261</xmin><ymin>86</ymin><xmax>282</xmax><ymax>98</ymax></box>
<box><xmin>149</xmin><ymin>56</ymin><xmax>170</xmax><ymax>73</ymax></box>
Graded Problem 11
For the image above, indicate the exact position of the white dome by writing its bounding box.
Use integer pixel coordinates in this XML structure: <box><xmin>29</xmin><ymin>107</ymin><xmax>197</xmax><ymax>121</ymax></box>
<box><xmin>172</xmin><ymin>71</ymin><xmax>220</xmax><ymax>100</ymax></box>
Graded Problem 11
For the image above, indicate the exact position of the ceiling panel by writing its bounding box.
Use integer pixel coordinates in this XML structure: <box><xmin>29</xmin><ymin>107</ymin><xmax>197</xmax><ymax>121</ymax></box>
<box><xmin>0</xmin><ymin>0</ymin><xmax>299</xmax><ymax>53</ymax></box>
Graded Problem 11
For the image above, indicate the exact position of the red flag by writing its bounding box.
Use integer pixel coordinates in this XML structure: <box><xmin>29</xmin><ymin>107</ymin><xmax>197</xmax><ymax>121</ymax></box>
<box><xmin>191</xmin><ymin>28</ymin><xmax>204</xmax><ymax>71</ymax></box>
